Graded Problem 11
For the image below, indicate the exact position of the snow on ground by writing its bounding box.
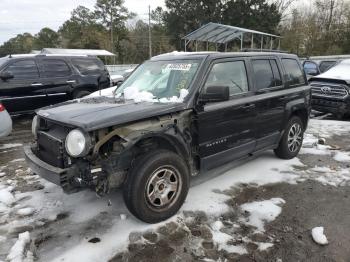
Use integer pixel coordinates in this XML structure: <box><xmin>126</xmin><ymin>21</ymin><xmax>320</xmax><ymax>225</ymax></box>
<box><xmin>0</xmin><ymin>144</ymin><xmax>23</xmax><ymax>150</ymax></box>
<box><xmin>6</xmin><ymin>231</ymin><xmax>32</xmax><ymax>262</ymax></box>
<box><xmin>311</xmin><ymin>227</ymin><xmax>329</xmax><ymax>245</ymax></box>
<box><xmin>240</xmin><ymin>198</ymin><xmax>285</xmax><ymax>232</ymax></box>
<box><xmin>1</xmin><ymin>119</ymin><xmax>350</xmax><ymax>261</ymax></box>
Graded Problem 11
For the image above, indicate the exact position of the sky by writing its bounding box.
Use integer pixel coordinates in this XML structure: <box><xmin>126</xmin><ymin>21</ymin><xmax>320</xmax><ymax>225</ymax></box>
<box><xmin>0</xmin><ymin>0</ymin><xmax>165</xmax><ymax>44</ymax></box>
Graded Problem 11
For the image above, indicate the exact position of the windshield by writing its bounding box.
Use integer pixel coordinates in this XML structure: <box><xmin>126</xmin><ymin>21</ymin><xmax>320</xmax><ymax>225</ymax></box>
<box><xmin>0</xmin><ymin>57</ymin><xmax>8</xmax><ymax>68</ymax></box>
<box><xmin>115</xmin><ymin>59</ymin><xmax>200</xmax><ymax>103</ymax></box>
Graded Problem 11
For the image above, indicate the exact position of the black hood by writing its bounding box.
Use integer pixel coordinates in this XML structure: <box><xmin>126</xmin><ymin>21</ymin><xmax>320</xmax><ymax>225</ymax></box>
<box><xmin>37</xmin><ymin>97</ymin><xmax>187</xmax><ymax>131</ymax></box>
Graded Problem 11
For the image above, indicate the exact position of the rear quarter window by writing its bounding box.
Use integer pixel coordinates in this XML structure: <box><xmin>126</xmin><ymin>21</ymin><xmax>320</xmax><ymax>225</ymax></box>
<box><xmin>281</xmin><ymin>58</ymin><xmax>305</xmax><ymax>86</ymax></box>
<box><xmin>72</xmin><ymin>58</ymin><xmax>105</xmax><ymax>75</ymax></box>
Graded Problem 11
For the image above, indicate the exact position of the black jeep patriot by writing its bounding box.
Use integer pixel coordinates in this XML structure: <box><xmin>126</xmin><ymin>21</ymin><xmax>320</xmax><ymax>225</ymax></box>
<box><xmin>24</xmin><ymin>52</ymin><xmax>311</xmax><ymax>223</ymax></box>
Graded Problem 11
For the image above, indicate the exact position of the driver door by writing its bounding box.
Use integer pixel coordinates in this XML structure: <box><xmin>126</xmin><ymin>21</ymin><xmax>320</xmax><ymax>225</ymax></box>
<box><xmin>196</xmin><ymin>58</ymin><xmax>257</xmax><ymax>171</ymax></box>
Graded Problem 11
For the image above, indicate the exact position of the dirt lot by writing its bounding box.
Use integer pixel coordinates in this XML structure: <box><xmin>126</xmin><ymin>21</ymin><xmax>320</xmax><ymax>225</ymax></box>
<box><xmin>0</xmin><ymin>115</ymin><xmax>350</xmax><ymax>262</ymax></box>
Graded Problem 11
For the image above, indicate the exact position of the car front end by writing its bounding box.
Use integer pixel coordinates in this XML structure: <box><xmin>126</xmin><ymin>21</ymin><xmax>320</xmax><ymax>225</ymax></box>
<box><xmin>309</xmin><ymin>59</ymin><xmax>350</xmax><ymax>116</ymax></box>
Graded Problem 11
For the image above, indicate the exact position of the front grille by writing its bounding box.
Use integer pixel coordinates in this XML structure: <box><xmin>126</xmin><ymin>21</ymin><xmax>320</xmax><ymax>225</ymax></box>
<box><xmin>36</xmin><ymin>119</ymin><xmax>69</xmax><ymax>168</ymax></box>
<box><xmin>311</xmin><ymin>82</ymin><xmax>348</xmax><ymax>99</ymax></box>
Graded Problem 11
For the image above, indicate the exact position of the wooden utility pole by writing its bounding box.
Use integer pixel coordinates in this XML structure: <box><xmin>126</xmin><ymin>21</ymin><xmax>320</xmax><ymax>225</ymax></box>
<box><xmin>110</xmin><ymin>0</ymin><xmax>115</xmax><ymax>64</ymax></box>
<box><xmin>148</xmin><ymin>5</ymin><xmax>152</xmax><ymax>58</ymax></box>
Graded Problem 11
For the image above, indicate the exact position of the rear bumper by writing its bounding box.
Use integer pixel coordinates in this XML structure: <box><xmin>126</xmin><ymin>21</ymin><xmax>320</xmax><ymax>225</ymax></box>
<box><xmin>24</xmin><ymin>145</ymin><xmax>75</xmax><ymax>192</ymax></box>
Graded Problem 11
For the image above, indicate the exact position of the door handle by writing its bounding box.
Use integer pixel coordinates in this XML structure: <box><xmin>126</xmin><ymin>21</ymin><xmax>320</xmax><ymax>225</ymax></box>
<box><xmin>31</xmin><ymin>83</ymin><xmax>43</xmax><ymax>87</ymax></box>
<box><xmin>279</xmin><ymin>95</ymin><xmax>288</xmax><ymax>101</ymax></box>
<box><xmin>66</xmin><ymin>80</ymin><xmax>76</xmax><ymax>84</ymax></box>
<box><xmin>242</xmin><ymin>104</ymin><xmax>255</xmax><ymax>110</ymax></box>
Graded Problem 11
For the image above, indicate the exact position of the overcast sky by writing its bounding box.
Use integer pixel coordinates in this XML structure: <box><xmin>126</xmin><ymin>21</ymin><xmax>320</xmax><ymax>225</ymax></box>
<box><xmin>0</xmin><ymin>0</ymin><xmax>165</xmax><ymax>44</ymax></box>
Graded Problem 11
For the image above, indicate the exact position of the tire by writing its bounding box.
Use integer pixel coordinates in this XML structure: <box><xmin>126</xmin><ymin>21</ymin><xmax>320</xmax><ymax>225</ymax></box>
<box><xmin>274</xmin><ymin>116</ymin><xmax>304</xmax><ymax>160</ymax></box>
<box><xmin>123</xmin><ymin>150</ymin><xmax>190</xmax><ymax>223</ymax></box>
<box><xmin>73</xmin><ymin>90</ymin><xmax>91</xmax><ymax>98</ymax></box>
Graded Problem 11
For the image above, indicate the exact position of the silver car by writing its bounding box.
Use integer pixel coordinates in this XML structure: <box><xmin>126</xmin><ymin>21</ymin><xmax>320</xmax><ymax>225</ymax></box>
<box><xmin>0</xmin><ymin>103</ymin><xmax>12</xmax><ymax>137</ymax></box>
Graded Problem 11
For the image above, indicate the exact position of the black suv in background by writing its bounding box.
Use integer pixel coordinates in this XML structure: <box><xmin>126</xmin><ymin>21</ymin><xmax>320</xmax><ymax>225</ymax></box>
<box><xmin>25</xmin><ymin>52</ymin><xmax>311</xmax><ymax>223</ymax></box>
<box><xmin>0</xmin><ymin>54</ymin><xmax>110</xmax><ymax>114</ymax></box>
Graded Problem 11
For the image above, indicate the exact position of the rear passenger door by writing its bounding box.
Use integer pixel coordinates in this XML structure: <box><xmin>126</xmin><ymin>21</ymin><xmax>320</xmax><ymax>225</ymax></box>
<box><xmin>196</xmin><ymin>58</ymin><xmax>257</xmax><ymax>170</ymax></box>
<box><xmin>38</xmin><ymin>58</ymin><xmax>73</xmax><ymax>105</ymax></box>
<box><xmin>0</xmin><ymin>59</ymin><xmax>45</xmax><ymax>113</ymax></box>
<box><xmin>250</xmin><ymin>58</ymin><xmax>286</xmax><ymax>150</ymax></box>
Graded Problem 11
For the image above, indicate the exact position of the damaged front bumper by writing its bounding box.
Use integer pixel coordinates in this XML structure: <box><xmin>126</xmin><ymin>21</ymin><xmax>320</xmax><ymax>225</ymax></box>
<box><xmin>24</xmin><ymin>145</ymin><xmax>79</xmax><ymax>193</ymax></box>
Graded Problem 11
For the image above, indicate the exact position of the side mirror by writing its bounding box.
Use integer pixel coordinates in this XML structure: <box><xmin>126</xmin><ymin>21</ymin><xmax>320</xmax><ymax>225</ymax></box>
<box><xmin>199</xmin><ymin>86</ymin><xmax>230</xmax><ymax>103</ymax></box>
<box><xmin>0</xmin><ymin>71</ymin><xmax>14</xmax><ymax>80</ymax></box>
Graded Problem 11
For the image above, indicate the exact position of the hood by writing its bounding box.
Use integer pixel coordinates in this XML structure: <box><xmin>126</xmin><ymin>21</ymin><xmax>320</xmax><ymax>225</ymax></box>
<box><xmin>37</xmin><ymin>97</ymin><xmax>187</xmax><ymax>131</ymax></box>
<box><xmin>310</xmin><ymin>60</ymin><xmax>350</xmax><ymax>84</ymax></box>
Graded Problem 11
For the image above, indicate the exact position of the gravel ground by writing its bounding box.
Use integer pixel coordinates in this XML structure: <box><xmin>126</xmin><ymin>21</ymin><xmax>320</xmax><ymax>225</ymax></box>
<box><xmin>0</xmin><ymin>115</ymin><xmax>350</xmax><ymax>262</ymax></box>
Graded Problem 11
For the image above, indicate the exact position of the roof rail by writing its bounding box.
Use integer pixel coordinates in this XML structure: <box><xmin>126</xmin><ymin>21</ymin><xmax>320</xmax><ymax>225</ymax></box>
<box><xmin>241</xmin><ymin>48</ymin><xmax>288</xmax><ymax>53</ymax></box>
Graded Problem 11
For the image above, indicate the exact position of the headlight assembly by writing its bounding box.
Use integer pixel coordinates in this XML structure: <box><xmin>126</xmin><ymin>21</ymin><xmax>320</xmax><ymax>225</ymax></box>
<box><xmin>65</xmin><ymin>129</ymin><xmax>91</xmax><ymax>157</ymax></box>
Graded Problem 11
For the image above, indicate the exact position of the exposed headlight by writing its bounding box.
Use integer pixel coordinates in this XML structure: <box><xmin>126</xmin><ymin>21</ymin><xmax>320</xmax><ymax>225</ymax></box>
<box><xmin>31</xmin><ymin>115</ymin><xmax>39</xmax><ymax>138</ymax></box>
<box><xmin>65</xmin><ymin>129</ymin><xmax>91</xmax><ymax>157</ymax></box>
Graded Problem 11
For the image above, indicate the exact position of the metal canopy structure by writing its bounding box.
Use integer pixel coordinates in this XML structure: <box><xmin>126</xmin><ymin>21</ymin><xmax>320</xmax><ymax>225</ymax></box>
<box><xmin>40</xmin><ymin>48</ymin><xmax>115</xmax><ymax>56</ymax></box>
<box><xmin>183</xmin><ymin>22</ymin><xmax>281</xmax><ymax>51</ymax></box>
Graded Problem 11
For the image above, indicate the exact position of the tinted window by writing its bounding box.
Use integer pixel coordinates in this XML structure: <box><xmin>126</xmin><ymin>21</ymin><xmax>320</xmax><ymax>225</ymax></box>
<box><xmin>205</xmin><ymin>61</ymin><xmax>248</xmax><ymax>95</ymax></box>
<box><xmin>72</xmin><ymin>58</ymin><xmax>104</xmax><ymax>75</ymax></box>
<box><xmin>270</xmin><ymin>60</ymin><xmax>282</xmax><ymax>86</ymax></box>
<box><xmin>282</xmin><ymin>59</ymin><xmax>305</xmax><ymax>86</ymax></box>
<box><xmin>319</xmin><ymin>61</ymin><xmax>336</xmax><ymax>73</ymax></box>
<box><xmin>6</xmin><ymin>60</ymin><xmax>39</xmax><ymax>79</ymax></box>
<box><xmin>303</xmin><ymin>61</ymin><xmax>319</xmax><ymax>75</ymax></box>
<box><xmin>252</xmin><ymin>60</ymin><xmax>275</xmax><ymax>90</ymax></box>
<box><xmin>41</xmin><ymin>59</ymin><xmax>71</xmax><ymax>77</ymax></box>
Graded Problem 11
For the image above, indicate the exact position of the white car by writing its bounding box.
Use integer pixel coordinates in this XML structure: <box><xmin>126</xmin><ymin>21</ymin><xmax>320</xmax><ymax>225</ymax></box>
<box><xmin>0</xmin><ymin>103</ymin><xmax>12</xmax><ymax>137</ymax></box>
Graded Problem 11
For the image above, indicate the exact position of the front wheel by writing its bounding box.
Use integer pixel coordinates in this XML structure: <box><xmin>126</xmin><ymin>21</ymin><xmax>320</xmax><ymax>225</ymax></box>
<box><xmin>274</xmin><ymin>116</ymin><xmax>304</xmax><ymax>159</ymax></box>
<box><xmin>123</xmin><ymin>150</ymin><xmax>190</xmax><ymax>223</ymax></box>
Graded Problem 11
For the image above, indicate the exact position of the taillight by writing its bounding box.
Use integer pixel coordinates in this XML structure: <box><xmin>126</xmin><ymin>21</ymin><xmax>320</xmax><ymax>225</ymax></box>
<box><xmin>0</xmin><ymin>104</ymin><xmax>5</xmax><ymax>112</ymax></box>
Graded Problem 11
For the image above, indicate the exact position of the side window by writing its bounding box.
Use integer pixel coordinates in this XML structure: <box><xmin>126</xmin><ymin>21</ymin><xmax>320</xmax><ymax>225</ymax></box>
<box><xmin>6</xmin><ymin>60</ymin><xmax>39</xmax><ymax>79</ymax></box>
<box><xmin>319</xmin><ymin>61</ymin><xmax>336</xmax><ymax>73</ymax></box>
<box><xmin>281</xmin><ymin>59</ymin><xmax>305</xmax><ymax>86</ymax></box>
<box><xmin>72</xmin><ymin>58</ymin><xmax>104</xmax><ymax>75</ymax></box>
<box><xmin>270</xmin><ymin>60</ymin><xmax>282</xmax><ymax>86</ymax></box>
<box><xmin>252</xmin><ymin>59</ymin><xmax>275</xmax><ymax>90</ymax></box>
<box><xmin>204</xmin><ymin>61</ymin><xmax>249</xmax><ymax>96</ymax></box>
<box><xmin>41</xmin><ymin>59</ymin><xmax>71</xmax><ymax>77</ymax></box>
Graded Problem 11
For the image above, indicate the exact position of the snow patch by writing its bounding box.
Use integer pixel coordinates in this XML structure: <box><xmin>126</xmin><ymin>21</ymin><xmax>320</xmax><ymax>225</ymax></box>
<box><xmin>257</xmin><ymin>242</ymin><xmax>274</xmax><ymax>251</ymax></box>
<box><xmin>6</xmin><ymin>231</ymin><xmax>31</xmax><ymax>262</ymax></box>
<box><xmin>0</xmin><ymin>172</ymin><xmax>6</xmax><ymax>177</ymax></box>
<box><xmin>210</xmin><ymin>220</ymin><xmax>247</xmax><ymax>255</ymax></box>
<box><xmin>16</xmin><ymin>208</ymin><xmax>35</xmax><ymax>217</ymax></box>
<box><xmin>0</xmin><ymin>143</ymin><xmax>22</xmax><ymax>150</ymax></box>
<box><xmin>0</xmin><ymin>188</ymin><xmax>16</xmax><ymax>205</ymax></box>
<box><xmin>333</xmin><ymin>151</ymin><xmax>350</xmax><ymax>162</ymax></box>
<box><xmin>240</xmin><ymin>198</ymin><xmax>285</xmax><ymax>232</ymax></box>
<box><xmin>311</xmin><ymin>227</ymin><xmax>328</xmax><ymax>245</ymax></box>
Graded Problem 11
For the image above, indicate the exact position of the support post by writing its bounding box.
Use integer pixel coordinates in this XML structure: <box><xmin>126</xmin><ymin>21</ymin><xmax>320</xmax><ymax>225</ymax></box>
<box><xmin>270</xmin><ymin>37</ymin><xmax>273</xmax><ymax>50</ymax></box>
<box><xmin>196</xmin><ymin>40</ymin><xmax>198</xmax><ymax>51</ymax></box>
<box><xmin>278</xmin><ymin>38</ymin><xmax>281</xmax><ymax>50</ymax></box>
<box><xmin>148</xmin><ymin>5</ymin><xmax>152</xmax><ymax>58</ymax></box>
<box><xmin>240</xmin><ymin>33</ymin><xmax>243</xmax><ymax>50</ymax></box>
<box><xmin>206</xmin><ymin>41</ymin><xmax>209</xmax><ymax>51</ymax></box>
<box><xmin>225</xmin><ymin>43</ymin><xmax>227</xmax><ymax>52</ymax></box>
<box><xmin>261</xmin><ymin>36</ymin><xmax>263</xmax><ymax>51</ymax></box>
<box><xmin>184</xmin><ymin>40</ymin><xmax>187</xmax><ymax>52</ymax></box>
<box><xmin>251</xmin><ymin>34</ymin><xmax>254</xmax><ymax>49</ymax></box>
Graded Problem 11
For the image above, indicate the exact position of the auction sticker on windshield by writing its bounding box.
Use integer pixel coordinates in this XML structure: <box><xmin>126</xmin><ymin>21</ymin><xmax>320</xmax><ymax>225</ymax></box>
<box><xmin>166</xmin><ymin>63</ymin><xmax>192</xmax><ymax>71</ymax></box>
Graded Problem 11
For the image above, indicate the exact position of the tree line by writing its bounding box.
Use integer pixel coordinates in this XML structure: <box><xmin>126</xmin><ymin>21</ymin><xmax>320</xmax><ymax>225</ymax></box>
<box><xmin>0</xmin><ymin>0</ymin><xmax>350</xmax><ymax>63</ymax></box>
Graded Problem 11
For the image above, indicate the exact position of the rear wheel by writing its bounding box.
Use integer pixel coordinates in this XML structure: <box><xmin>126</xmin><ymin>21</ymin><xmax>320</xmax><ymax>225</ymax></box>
<box><xmin>123</xmin><ymin>150</ymin><xmax>190</xmax><ymax>223</ymax></box>
<box><xmin>274</xmin><ymin>116</ymin><xmax>304</xmax><ymax>159</ymax></box>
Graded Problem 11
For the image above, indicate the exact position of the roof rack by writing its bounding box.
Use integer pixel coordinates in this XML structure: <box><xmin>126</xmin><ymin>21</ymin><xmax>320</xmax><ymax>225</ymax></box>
<box><xmin>241</xmin><ymin>48</ymin><xmax>288</xmax><ymax>53</ymax></box>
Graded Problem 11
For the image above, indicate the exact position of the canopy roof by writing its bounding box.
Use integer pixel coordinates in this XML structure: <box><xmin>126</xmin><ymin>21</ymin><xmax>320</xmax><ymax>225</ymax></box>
<box><xmin>40</xmin><ymin>48</ymin><xmax>115</xmax><ymax>56</ymax></box>
<box><xmin>183</xmin><ymin>22</ymin><xmax>280</xmax><ymax>44</ymax></box>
